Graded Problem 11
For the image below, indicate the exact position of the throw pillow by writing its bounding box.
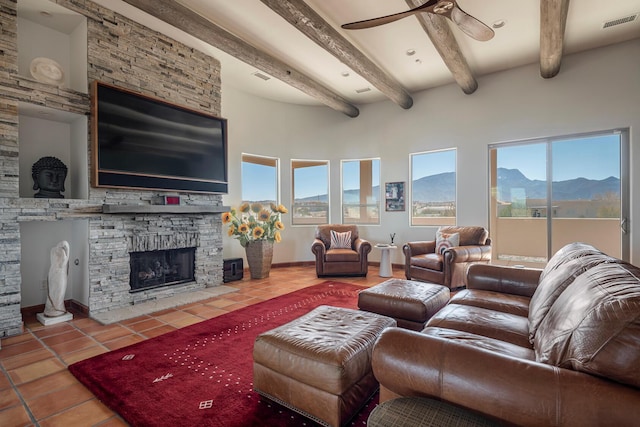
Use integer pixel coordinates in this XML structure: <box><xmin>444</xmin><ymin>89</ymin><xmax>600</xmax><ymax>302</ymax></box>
<box><xmin>435</xmin><ymin>231</ymin><xmax>460</xmax><ymax>254</ymax></box>
<box><xmin>330</xmin><ymin>230</ymin><xmax>352</xmax><ymax>249</ymax></box>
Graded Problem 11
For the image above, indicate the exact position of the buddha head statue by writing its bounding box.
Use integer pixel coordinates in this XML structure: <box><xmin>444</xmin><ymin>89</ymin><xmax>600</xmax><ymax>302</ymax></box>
<box><xmin>32</xmin><ymin>156</ymin><xmax>68</xmax><ymax>198</ymax></box>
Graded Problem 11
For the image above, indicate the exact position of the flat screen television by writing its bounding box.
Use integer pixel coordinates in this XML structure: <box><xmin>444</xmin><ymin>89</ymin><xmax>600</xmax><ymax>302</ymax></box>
<box><xmin>91</xmin><ymin>81</ymin><xmax>228</xmax><ymax>194</ymax></box>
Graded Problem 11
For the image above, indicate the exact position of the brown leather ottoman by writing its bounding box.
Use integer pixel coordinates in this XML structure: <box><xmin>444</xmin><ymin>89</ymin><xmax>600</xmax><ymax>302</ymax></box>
<box><xmin>358</xmin><ymin>279</ymin><xmax>449</xmax><ymax>331</ymax></box>
<box><xmin>253</xmin><ymin>305</ymin><xmax>396</xmax><ymax>427</ymax></box>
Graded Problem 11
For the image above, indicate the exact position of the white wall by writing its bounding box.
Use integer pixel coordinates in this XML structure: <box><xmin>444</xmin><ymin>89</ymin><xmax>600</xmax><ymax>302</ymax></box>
<box><xmin>221</xmin><ymin>39</ymin><xmax>640</xmax><ymax>267</ymax></box>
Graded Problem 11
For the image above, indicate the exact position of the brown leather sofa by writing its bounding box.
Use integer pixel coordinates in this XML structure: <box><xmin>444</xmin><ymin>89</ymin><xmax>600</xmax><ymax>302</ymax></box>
<box><xmin>373</xmin><ymin>242</ymin><xmax>640</xmax><ymax>426</ymax></box>
<box><xmin>403</xmin><ymin>226</ymin><xmax>491</xmax><ymax>289</ymax></box>
<box><xmin>311</xmin><ymin>224</ymin><xmax>371</xmax><ymax>277</ymax></box>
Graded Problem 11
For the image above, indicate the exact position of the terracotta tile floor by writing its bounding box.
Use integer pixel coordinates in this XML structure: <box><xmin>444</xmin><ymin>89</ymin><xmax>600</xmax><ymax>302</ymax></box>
<box><xmin>0</xmin><ymin>264</ymin><xmax>402</xmax><ymax>427</ymax></box>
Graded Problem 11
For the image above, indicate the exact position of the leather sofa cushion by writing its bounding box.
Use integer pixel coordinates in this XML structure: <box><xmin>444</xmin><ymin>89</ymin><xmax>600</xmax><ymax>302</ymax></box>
<box><xmin>325</xmin><ymin>248</ymin><xmax>360</xmax><ymax>262</ymax></box>
<box><xmin>450</xmin><ymin>289</ymin><xmax>530</xmax><ymax>317</ymax></box>
<box><xmin>422</xmin><ymin>327</ymin><xmax>536</xmax><ymax>361</ymax></box>
<box><xmin>535</xmin><ymin>262</ymin><xmax>640</xmax><ymax>388</ymax></box>
<box><xmin>528</xmin><ymin>253</ymin><xmax>618</xmax><ymax>343</ymax></box>
<box><xmin>538</xmin><ymin>242</ymin><xmax>604</xmax><ymax>283</ymax></box>
<box><xmin>427</xmin><ymin>304</ymin><xmax>532</xmax><ymax>349</ymax></box>
<box><xmin>410</xmin><ymin>253</ymin><xmax>443</xmax><ymax>271</ymax></box>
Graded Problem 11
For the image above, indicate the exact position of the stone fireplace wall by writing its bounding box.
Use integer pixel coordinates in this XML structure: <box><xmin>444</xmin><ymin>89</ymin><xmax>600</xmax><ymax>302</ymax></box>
<box><xmin>0</xmin><ymin>0</ymin><xmax>225</xmax><ymax>339</ymax></box>
<box><xmin>90</xmin><ymin>214</ymin><xmax>220</xmax><ymax>314</ymax></box>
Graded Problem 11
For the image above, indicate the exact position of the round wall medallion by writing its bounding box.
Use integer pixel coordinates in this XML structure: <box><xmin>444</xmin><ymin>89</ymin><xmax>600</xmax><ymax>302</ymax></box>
<box><xmin>29</xmin><ymin>57</ymin><xmax>64</xmax><ymax>86</ymax></box>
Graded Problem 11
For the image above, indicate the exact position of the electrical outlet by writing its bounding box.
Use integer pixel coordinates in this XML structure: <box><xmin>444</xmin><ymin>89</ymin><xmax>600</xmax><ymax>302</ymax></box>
<box><xmin>42</xmin><ymin>280</ymin><xmax>48</xmax><ymax>289</ymax></box>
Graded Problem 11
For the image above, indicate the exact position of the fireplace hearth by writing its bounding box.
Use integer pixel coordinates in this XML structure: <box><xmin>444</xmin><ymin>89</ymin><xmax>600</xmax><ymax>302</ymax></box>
<box><xmin>130</xmin><ymin>248</ymin><xmax>196</xmax><ymax>292</ymax></box>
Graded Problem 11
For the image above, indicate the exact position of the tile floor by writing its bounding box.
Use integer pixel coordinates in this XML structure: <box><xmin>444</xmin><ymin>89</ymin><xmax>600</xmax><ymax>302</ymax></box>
<box><xmin>0</xmin><ymin>264</ymin><xmax>403</xmax><ymax>427</ymax></box>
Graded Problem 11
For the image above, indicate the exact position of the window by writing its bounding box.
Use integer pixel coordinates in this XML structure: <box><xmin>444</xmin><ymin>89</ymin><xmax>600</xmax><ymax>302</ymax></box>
<box><xmin>410</xmin><ymin>149</ymin><xmax>456</xmax><ymax>226</ymax></box>
<box><xmin>489</xmin><ymin>129</ymin><xmax>629</xmax><ymax>264</ymax></box>
<box><xmin>291</xmin><ymin>159</ymin><xmax>329</xmax><ymax>225</ymax></box>
<box><xmin>341</xmin><ymin>158</ymin><xmax>380</xmax><ymax>224</ymax></box>
<box><xmin>241</xmin><ymin>154</ymin><xmax>278</xmax><ymax>206</ymax></box>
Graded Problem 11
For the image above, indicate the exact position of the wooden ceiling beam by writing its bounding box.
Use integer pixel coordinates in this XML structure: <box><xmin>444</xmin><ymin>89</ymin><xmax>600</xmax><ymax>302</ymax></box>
<box><xmin>122</xmin><ymin>0</ymin><xmax>360</xmax><ymax>117</ymax></box>
<box><xmin>406</xmin><ymin>0</ymin><xmax>478</xmax><ymax>94</ymax></box>
<box><xmin>260</xmin><ymin>0</ymin><xmax>413</xmax><ymax>109</ymax></box>
<box><xmin>540</xmin><ymin>0</ymin><xmax>570</xmax><ymax>79</ymax></box>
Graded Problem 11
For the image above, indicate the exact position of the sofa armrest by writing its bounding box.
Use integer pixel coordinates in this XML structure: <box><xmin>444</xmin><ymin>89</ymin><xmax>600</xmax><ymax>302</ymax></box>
<box><xmin>373</xmin><ymin>328</ymin><xmax>640</xmax><ymax>427</ymax></box>
<box><xmin>466</xmin><ymin>263</ymin><xmax>541</xmax><ymax>297</ymax></box>
<box><xmin>443</xmin><ymin>245</ymin><xmax>491</xmax><ymax>264</ymax></box>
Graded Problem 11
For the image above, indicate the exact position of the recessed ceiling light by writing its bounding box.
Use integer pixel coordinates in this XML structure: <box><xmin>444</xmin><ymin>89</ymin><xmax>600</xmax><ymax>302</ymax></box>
<box><xmin>492</xmin><ymin>19</ymin><xmax>506</xmax><ymax>29</ymax></box>
<box><xmin>406</xmin><ymin>49</ymin><xmax>416</xmax><ymax>56</ymax></box>
<box><xmin>341</xmin><ymin>71</ymin><xmax>350</xmax><ymax>77</ymax></box>
<box><xmin>40</xmin><ymin>11</ymin><xmax>52</xmax><ymax>18</ymax></box>
<box><xmin>355</xmin><ymin>87</ymin><xmax>371</xmax><ymax>94</ymax></box>
<box><xmin>415</xmin><ymin>59</ymin><xmax>422</xmax><ymax>64</ymax></box>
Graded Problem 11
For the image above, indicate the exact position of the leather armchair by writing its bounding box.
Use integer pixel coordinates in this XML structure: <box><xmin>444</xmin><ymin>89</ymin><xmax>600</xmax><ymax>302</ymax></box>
<box><xmin>403</xmin><ymin>226</ymin><xmax>491</xmax><ymax>289</ymax></box>
<box><xmin>311</xmin><ymin>224</ymin><xmax>371</xmax><ymax>277</ymax></box>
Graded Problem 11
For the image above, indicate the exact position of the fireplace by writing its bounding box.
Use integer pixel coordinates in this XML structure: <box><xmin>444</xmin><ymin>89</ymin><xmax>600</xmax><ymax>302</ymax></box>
<box><xmin>130</xmin><ymin>248</ymin><xmax>196</xmax><ymax>292</ymax></box>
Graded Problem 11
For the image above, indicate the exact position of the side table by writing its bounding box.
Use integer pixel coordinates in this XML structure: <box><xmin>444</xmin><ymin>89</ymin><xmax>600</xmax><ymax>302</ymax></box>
<box><xmin>374</xmin><ymin>244</ymin><xmax>397</xmax><ymax>277</ymax></box>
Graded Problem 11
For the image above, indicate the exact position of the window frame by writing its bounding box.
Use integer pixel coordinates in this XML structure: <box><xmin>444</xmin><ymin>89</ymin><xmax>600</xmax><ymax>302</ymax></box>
<box><xmin>241</xmin><ymin>153</ymin><xmax>280</xmax><ymax>206</ymax></box>
<box><xmin>409</xmin><ymin>148</ymin><xmax>457</xmax><ymax>227</ymax></box>
<box><xmin>340</xmin><ymin>157</ymin><xmax>381</xmax><ymax>225</ymax></box>
<box><xmin>290</xmin><ymin>159</ymin><xmax>330</xmax><ymax>226</ymax></box>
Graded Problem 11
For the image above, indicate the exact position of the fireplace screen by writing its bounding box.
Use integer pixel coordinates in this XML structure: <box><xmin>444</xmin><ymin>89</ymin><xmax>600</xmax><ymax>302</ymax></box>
<box><xmin>130</xmin><ymin>247</ymin><xmax>195</xmax><ymax>292</ymax></box>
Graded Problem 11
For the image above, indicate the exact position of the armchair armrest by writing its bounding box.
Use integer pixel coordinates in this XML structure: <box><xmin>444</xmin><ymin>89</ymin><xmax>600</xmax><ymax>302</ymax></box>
<box><xmin>403</xmin><ymin>241</ymin><xmax>436</xmax><ymax>258</ymax></box>
<box><xmin>466</xmin><ymin>264</ymin><xmax>541</xmax><ymax>297</ymax></box>
<box><xmin>373</xmin><ymin>328</ymin><xmax>640</xmax><ymax>427</ymax></box>
<box><xmin>353</xmin><ymin>238</ymin><xmax>372</xmax><ymax>256</ymax></box>
<box><xmin>311</xmin><ymin>238</ymin><xmax>326</xmax><ymax>257</ymax></box>
<box><xmin>443</xmin><ymin>245</ymin><xmax>491</xmax><ymax>264</ymax></box>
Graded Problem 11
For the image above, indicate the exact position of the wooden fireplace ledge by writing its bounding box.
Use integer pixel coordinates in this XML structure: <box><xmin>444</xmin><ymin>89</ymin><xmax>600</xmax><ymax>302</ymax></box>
<box><xmin>102</xmin><ymin>204</ymin><xmax>229</xmax><ymax>214</ymax></box>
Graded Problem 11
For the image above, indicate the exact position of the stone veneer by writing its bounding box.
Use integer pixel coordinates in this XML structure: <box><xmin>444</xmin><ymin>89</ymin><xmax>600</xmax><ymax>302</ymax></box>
<box><xmin>0</xmin><ymin>0</ymin><xmax>225</xmax><ymax>341</ymax></box>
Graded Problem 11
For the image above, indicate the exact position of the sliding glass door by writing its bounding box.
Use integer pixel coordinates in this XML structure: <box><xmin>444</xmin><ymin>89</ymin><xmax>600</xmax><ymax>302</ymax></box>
<box><xmin>489</xmin><ymin>129</ymin><xmax>629</xmax><ymax>265</ymax></box>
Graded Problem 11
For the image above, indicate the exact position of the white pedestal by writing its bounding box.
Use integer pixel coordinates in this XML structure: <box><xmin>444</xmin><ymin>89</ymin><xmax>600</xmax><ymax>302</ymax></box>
<box><xmin>375</xmin><ymin>245</ymin><xmax>397</xmax><ymax>277</ymax></box>
<box><xmin>37</xmin><ymin>311</ymin><xmax>73</xmax><ymax>326</ymax></box>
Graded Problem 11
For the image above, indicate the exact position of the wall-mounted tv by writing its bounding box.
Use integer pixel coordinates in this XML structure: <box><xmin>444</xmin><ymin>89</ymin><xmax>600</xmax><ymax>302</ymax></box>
<box><xmin>91</xmin><ymin>81</ymin><xmax>228</xmax><ymax>194</ymax></box>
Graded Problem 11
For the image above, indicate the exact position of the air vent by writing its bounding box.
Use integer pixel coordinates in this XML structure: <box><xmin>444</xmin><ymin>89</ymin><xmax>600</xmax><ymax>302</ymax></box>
<box><xmin>252</xmin><ymin>71</ymin><xmax>271</xmax><ymax>81</ymax></box>
<box><xmin>602</xmin><ymin>13</ymin><xmax>638</xmax><ymax>29</ymax></box>
<box><xmin>355</xmin><ymin>87</ymin><xmax>371</xmax><ymax>94</ymax></box>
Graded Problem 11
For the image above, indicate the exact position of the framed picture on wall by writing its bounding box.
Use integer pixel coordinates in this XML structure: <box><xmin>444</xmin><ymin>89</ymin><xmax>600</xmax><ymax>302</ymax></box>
<box><xmin>385</xmin><ymin>181</ymin><xmax>405</xmax><ymax>211</ymax></box>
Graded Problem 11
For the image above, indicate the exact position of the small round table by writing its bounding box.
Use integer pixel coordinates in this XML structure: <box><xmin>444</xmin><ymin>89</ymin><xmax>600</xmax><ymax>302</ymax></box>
<box><xmin>374</xmin><ymin>244</ymin><xmax>397</xmax><ymax>277</ymax></box>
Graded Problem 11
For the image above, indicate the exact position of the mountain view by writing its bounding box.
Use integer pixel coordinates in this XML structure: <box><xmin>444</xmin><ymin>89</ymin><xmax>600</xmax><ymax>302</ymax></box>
<box><xmin>298</xmin><ymin>168</ymin><xmax>620</xmax><ymax>204</ymax></box>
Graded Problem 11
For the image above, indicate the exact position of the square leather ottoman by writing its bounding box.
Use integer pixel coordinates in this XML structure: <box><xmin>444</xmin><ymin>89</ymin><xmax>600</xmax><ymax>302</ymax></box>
<box><xmin>253</xmin><ymin>305</ymin><xmax>396</xmax><ymax>427</ymax></box>
<box><xmin>358</xmin><ymin>279</ymin><xmax>450</xmax><ymax>331</ymax></box>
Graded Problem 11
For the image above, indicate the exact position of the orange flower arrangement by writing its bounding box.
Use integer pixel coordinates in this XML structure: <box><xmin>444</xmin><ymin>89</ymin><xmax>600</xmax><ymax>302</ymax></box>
<box><xmin>222</xmin><ymin>202</ymin><xmax>287</xmax><ymax>247</ymax></box>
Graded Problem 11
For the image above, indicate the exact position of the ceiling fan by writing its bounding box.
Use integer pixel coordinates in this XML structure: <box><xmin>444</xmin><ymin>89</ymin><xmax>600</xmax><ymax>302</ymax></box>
<box><xmin>342</xmin><ymin>0</ymin><xmax>495</xmax><ymax>42</ymax></box>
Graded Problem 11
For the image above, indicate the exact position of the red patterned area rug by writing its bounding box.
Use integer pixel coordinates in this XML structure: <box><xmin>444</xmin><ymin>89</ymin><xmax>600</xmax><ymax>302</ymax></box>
<box><xmin>69</xmin><ymin>282</ymin><xmax>377</xmax><ymax>427</ymax></box>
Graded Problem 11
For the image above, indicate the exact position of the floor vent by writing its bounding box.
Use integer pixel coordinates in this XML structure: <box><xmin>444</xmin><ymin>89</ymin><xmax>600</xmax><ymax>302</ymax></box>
<box><xmin>603</xmin><ymin>13</ymin><xmax>638</xmax><ymax>29</ymax></box>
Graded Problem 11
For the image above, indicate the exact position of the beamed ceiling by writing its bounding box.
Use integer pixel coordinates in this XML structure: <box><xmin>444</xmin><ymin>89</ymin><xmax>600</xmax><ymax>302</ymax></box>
<box><xmin>92</xmin><ymin>1</ymin><xmax>640</xmax><ymax>117</ymax></box>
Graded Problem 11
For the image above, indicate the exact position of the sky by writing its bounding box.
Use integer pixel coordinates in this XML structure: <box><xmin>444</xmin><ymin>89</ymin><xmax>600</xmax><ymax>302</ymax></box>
<box><xmin>497</xmin><ymin>134</ymin><xmax>620</xmax><ymax>181</ymax></box>
<box><xmin>241</xmin><ymin>134</ymin><xmax>620</xmax><ymax>202</ymax></box>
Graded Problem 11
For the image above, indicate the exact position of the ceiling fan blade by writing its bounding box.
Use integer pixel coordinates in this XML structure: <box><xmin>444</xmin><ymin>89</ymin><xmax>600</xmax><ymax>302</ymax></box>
<box><xmin>449</xmin><ymin>4</ymin><xmax>495</xmax><ymax>41</ymax></box>
<box><xmin>341</xmin><ymin>0</ymin><xmax>438</xmax><ymax>30</ymax></box>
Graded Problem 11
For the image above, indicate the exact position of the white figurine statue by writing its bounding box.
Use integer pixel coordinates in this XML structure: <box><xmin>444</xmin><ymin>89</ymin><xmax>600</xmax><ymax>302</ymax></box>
<box><xmin>43</xmin><ymin>241</ymin><xmax>70</xmax><ymax>317</ymax></box>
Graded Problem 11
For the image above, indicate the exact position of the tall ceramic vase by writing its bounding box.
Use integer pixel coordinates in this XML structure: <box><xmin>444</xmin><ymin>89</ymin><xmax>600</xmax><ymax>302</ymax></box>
<box><xmin>245</xmin><ymin>240</ymin><xmax>273</xmax><ymax>279</ymax></box>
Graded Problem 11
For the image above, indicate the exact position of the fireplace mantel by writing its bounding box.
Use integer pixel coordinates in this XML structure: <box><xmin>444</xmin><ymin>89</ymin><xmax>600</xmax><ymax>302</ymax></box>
<box><xmin>102</xmin><ymin>204</ymin><xmax>229</xmax><ymax>214</ymax></box>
